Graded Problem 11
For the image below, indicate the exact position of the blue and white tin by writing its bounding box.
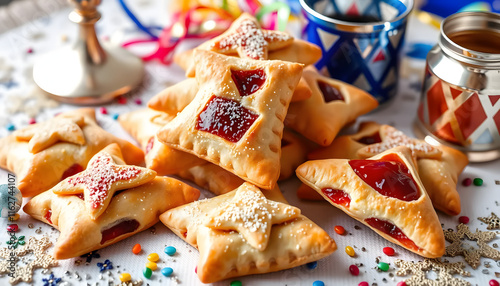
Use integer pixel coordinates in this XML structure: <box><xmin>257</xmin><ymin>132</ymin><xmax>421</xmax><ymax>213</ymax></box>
<box><xmin>300</xmin><ymin>0</ymin><xmax>413</xmax><ymax>104</ymax></box>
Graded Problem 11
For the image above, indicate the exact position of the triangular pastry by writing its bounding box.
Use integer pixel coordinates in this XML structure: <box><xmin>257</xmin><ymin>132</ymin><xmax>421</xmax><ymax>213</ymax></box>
<box><xmin>148</xmin><ymin>76</ymin><xmax>312</xmax><ymax>115</ymax></box>
<box><xmin>285</xmin><ymin>66</ymin><xmax>378</xmax><ymax>146</ymax></box>
<box><xmin>279</xmin><ymin>130</ymin><xmax>310</xmax><ymax>181</ymax></box>
<box><xmin>119</xmin><ymin>109</ymin><xmax>306</xmax><ymax>191</ymax></box>
<box><xmin>157</xmin><ymin>50</ymin><xmax>303</xmax><ymax>189</ymax></box>
<box><xmin>160</xmin><ymin>183</ymin><xmax>336</xmax><ymax>283</ymax></box>
<box><xmin>0</xmin><ymin>108</ymin><xmax>144</xmax><ymax>197</ymax></box>
<box><xmin>23</xmin><ymin>144</ymin><xmax>200</xmax><ymax>259</ymax></box>
<box><xmin>174</xmin><ymin>13</ymin><xmax>321</xmax><ymax>77</ymax></box>
<box><xmin>118</xmin><ymin>108</ymin><xmax>205</xmax><ymax>174</ymax></box>
<box><xmin>296</xmin><ymin>146</ymin><xmax>445</xmax><ymax>258</ymax></box>
<box><xmin>305</xmin><ymin>122</ymin><xmax>468</xmax><ymax>216</ymax></box>
<box><xmin>177</xmin><ymin>163</ymin><xmax>245</xmax><ymax>195</ymax></box>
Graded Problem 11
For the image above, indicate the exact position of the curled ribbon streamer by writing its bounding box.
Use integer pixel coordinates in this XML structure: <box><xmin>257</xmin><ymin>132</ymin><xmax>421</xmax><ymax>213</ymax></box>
<box><xmin>118</xmin><ymin>0</ymin><xmax>291</xmax><ymax>64</ymax></box>
<box><xmin>122</xmin><ymin>5</ymin><xmax>234</xmax><ymax>64</ymax></box>
<box><xmin>118</xmin><ymin>0</ymin><xmax>159</xmax><ymax>39</ymax></box>
<box><xmin>256</xmin><ymin>2</ymin><xmax>291</xmax><ymax>31</ymax></box>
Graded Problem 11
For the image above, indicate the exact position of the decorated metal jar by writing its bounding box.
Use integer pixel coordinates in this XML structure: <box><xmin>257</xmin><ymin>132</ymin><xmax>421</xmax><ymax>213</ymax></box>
<box><xmin>300</xmin><ymin>0</ymin><xmax>413</xmax><ymax>104</ymax></box>
<box><xmin>415</xmin><ymin>12</ymin><xmax>500</xmax><ymax>162</ymax></box>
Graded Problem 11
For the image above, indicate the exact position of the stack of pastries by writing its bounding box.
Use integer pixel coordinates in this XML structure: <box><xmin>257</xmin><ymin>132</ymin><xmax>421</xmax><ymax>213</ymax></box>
<box><xmin>0</xmin><ymin>12</ymin><xmax>468</xmax><ymax>283</ymax></box>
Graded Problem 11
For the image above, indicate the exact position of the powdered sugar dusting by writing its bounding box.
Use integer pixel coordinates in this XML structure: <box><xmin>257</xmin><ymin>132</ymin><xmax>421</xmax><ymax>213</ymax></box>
<box><xmin>364</xmin><ymin>126</ymin><xmax>440</xmax><ymax>156</ymax></box>
<box><xmin>213</xmin><ymin>18</ymin><xmax>291</xmax><ymax>60</ymax></box>
<box><xmin>213</xmin><ymin>187</ymin><xmax>297</xmax><ymax>234</ymax></box>
<box><xmin>68</xmin><ymin>152</ymin><xmax>141</xmax><ymax>209</ymax></box>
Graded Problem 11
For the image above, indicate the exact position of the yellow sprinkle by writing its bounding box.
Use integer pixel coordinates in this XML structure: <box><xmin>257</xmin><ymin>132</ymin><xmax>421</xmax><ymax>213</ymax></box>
<box><xmin>8</xmin><ymin>214</ymin><xmax>20</xmax><ymax>221</ymax></box>
<box><xmin>119</xmin><ymin>273</ymin><xmax>131</xmax><ymax>282</ymax></box>
<box><xmin>147</xmin><ymin>253</ymin><xmax>159</xmax><ymax>262</ymax></box>
<box><xmin>146</xmin><ymin>261</ymin><xmax>157</xmax><ymax>271</ymax></box>
<box><xmin>345</xmin><ymin>246</ymin><xmax>355</xmax><ymax>257</ymax></box>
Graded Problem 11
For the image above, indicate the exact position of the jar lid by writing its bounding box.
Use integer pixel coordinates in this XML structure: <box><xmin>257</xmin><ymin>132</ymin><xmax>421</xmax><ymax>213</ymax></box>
<box><xmin>440</xmin><ymin>12</ymin><xmax>500</xmax><ymax>65</ymax></box>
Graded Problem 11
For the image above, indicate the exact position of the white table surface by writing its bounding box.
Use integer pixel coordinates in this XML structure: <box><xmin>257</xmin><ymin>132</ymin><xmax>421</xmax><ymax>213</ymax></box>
<box><xmin>0</xmin><ymin>1</ymin><xmax>499</xmax><ymax>285</ymax></box>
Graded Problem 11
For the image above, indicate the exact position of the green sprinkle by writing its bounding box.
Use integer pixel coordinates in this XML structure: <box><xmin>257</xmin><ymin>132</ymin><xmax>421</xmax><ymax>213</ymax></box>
<box><xmin>230</xmin><ymin>281</ymin><xmax>242</xmax><ymax>286</ymax></box>
<box><xmin>143</xmin><ymin>267</ymin><xmax>152</xmax><ymax>279</ymax></box>
<box><xmin>473</xmin><ymin>178</ymin><xmax>483</xmax><ymax>186</ymax></box>
<box><xmin>378</xmin><ymin>262</ymin><xmax>389</xmax><ymax>272</ymax></box>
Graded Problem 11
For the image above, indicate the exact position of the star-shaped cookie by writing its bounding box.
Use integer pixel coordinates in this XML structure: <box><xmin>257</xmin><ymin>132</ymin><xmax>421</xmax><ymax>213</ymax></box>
<box><xmin>174</xmin><ymin>13</ymin><xmax>322</xmax><ymax>77</ymax></box>
<box><xmin>24</xmin><ymin>144</ymin><xmax>200</xmax><ymax>259</ymax></box>
<box><xmin>205</xmin><ymin>183</ymin><xmax>300</xmax><ymax>250</ymax></box>
<box><xmin>304</xmin><ymin>122</ymin><xmax>468</xmax><ymax>216</ymax></box>
<box><xmin>444</xmin><ymin>223</ymin><xmax>500</xmax><ymax>269</ymax></box>
<box><xmin>160</xmin><ymin>183</ymin><xmax>336</xmax><ymax>283</ymax></box>
<box><xmin>157</xmin><ymin>50</ymin><xmax>303</xmax><ymax>190</ymax></box>
<box><xmin>203</xmin><ymin>12</ymin><xmax>293</xmax><ymax>60</ymax></box>
<box><xmin>357</xmin><ymin>125</ymin><xmax>442</xmax><ymax>159</ymax></box>
<box><xmin>285</xmin><ymin>66</ymin><xmax>378</xmax><ymax>146</ymax></box>
<box><xmin>53</xmin><ymin>144</ymin><xmax>156</xmax><ymax>219</ymax></box>
<box><xmin>0</xmin><ymin>108</ymin><xmax>145</xmax><ymax>197</ymax></box>
<box><xmin>15</xmin><ymin>116</ymin><xmax>86</xmax><ymax>153</ymax></box>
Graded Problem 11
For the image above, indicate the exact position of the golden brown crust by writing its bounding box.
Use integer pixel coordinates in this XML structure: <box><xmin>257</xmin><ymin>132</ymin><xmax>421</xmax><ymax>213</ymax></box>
<box><xmin>296</xmin><ymin>146</ymin><xmax>445</xmax><ymax>258</ymax></box>
<box><xmin>0</xmin><ymin>108</ymin><xmax>144</xmax><ymax>197</ymax></box>
<box><xmin>291</xmin><ymin>76</ymin><xmax>312</xmax><ymax>102</ymax></box>
<box><xmin>147</xmin><ymin>75</ymin><xmax>312</xmax><ymax>116</ymax></box>
<box><xmin>118</xmin><ymin>108</ymin><xmax>205</xmax><ymax>175</ymax></box>
<box><xmin>157</xmin><ymin>50</ymin><xmax>303</xmax><ymax>190</ymax></box>
<box><xmin>177</xmin><ymin>163</ymin><xmax>245</xmax><ymax>196</ymax></box>
<box><xmin>306</xmin><ymin>122</ymin><xmax>467</xmax><ymax>215</ymax></box>
<box><xmin>24</xmin><ymin>144</ymin><xmax>199</xmax><ymax>259</ymax></box>
<box><xmin>279</xmin><ymin>130</ymin><xmax>309</xmax><ymax>181</ymax></box>
<box><xmin>417</xmin><ymin>144</ymin><xmax>467</xmax><ymax>216</ymax></box>
<box><xmin>159</xmin><ymin>183</ymin><xmax>336</xmax><ymax>283</ymax></box>
<box><xmin>173</xmin><ymin>14</ymin><xmax>321</xmax><ymax>78</ymax></box>
<box><xmin>285</xmin><ymin>66</ymin><xmax>378</xmax><ymax>146</ymax></box>
<box><xmin>24</xmin><ymin>176</ymin><xmax>199</xmax><ymax>259</ymax></box>
<box><xmin>147</xmin><ymin>78</ymin><xmax>199</xmax><ymax>115</ymax></box>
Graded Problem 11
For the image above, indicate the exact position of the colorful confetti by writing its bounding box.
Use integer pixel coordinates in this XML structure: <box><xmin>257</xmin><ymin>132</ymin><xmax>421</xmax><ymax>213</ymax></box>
<box><xmin>395</xmin><ymin>259</ymin><xmax>470</xmax><ymax>286</ymax></box>
<box><xmin>444</xmin><ymin>224</ymin><xmax>500</xmax><ymax>269</ymax></box>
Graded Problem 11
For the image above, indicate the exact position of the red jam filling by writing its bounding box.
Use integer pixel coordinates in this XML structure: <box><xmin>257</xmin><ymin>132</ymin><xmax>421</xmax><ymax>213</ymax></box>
<box><xmin>231</xmin><ymin>69</ymin><xmax>266</xmax><ymax>97</ymax></box>
<box><xmin>74</xmin><ymin>193</ymin><xmax>84</xmax><ymax>200</ymax></box>
<box><xmin>317</xmin><ymin>81</ymin><xmax>344</xmax><ymax>103</ymax></box>
<box><xmin>145</xmin><ymin>137</ymin><xmax>154</xmax><ymax>154</ymax></box>
<box><xmin>100</xmin><ymin>219</ymin><xmax>140</xmax><ymax>245</ymax></box>
<box><xmin>44</xmin><ymin>209</ymin><xmax>52</xmax><ymax>224</ymax></box>
<box><xmin>61</xmin><ymin>163</ymin><xmax>84</xmax><ymax>180</ymax></box>
<box><xmin>196</xmin><ymin>96</ymin><xmax>259</xmax><ymax>143</ymax></box>
<box><xmin>365</xmin><ymin>218</ymin><xmax>419</xmax><ymax>251</ymax></box>
<box><xmin>348</xmin><ymin>154</ymin><xmax>420</xmax><ymax>201</ymax></box>
<box><xmin>321</xmin><ymin>188</ymin><xmax>351</xmax><ymax>208</ymax></box>
<box><xmin>356</xmin><ymin>132</ymin><xmax>382</xmax><ymax>145</ymax></box>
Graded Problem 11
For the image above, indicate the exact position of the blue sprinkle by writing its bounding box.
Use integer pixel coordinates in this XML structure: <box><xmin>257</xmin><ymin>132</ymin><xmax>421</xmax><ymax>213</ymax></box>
<box><xmin>164</xmin><ymin>246</ymin><xmax>176</xmax><ymax>256</ymax></box>
<box><xmin>6</xmin><ymin>124</ymin><xmax>15</xmax><ymax>131</ymax></box>
<box><xmin>161</xmin><ymin>267</ymin><xmax>173</xmax><ymax>277</ymax></box>
<box><xmin>312</xmin><ymin>281</ymin><xmax>325</xmax><ymax>286</ymax></box>
<box><xmin>112</xmin><ymin>113</ymin><xmax>120</xmax><ymax>120</ymax></box>
<box><xmin>306</xmin><ymin>261</ymin><xmax>318</xmax><ymax>269</ymax></box>
<box><xmin>0</xmin><ymin>80</ymin><xmax>18</xmax><ymax>89</ymax></box>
